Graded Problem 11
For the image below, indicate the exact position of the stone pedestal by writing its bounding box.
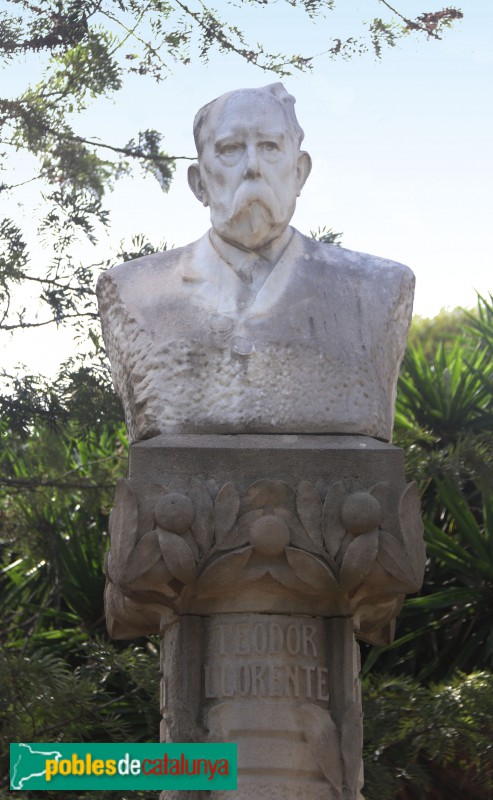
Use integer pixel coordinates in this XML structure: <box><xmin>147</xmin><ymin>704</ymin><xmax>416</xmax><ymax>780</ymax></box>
<box><xmin>105</xmin><ymin>435</ymin><xmax>425</xmax><ymax>799</ymax></box>
<box><xmin>160</xmin><ymin>614</ymin><xmax>362</xmax><ymax>800</ymax></box>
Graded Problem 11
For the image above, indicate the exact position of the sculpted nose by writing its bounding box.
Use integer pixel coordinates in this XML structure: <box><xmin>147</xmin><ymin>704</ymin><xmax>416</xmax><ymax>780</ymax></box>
<box><xmin>243</xmin><ymin>145</ymin><xmax>261</xmax><ymax>179</ymax></box>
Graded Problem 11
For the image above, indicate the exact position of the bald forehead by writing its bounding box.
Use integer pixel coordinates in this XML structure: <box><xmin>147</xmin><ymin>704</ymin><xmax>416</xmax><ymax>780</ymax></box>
<box><xmin>217</xmin><ymin>91</ymin><xmax>285</xmax><ymax>124</ymax></box>
<box><xmin>194</xmin><ymin>89</ymin><xmax>300</xmax><ymax>156</ymax></box>
<box><xmin>212</xmin><ymin>93</ymin><xmax>287</xmax><ymax>140</ymax></box>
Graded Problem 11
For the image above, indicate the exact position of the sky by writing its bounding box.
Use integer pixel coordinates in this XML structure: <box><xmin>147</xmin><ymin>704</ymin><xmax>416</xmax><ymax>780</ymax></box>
<box><xmin>2</xmin><ymin>0</ymin><xmax>493</xmax><ymax>375</ymax></box>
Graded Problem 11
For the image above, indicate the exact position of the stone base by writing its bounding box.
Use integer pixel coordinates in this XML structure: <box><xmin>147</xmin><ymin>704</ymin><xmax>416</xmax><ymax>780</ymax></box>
<box><xmin>105</xmin><ymin>433</ymin><xmax>425</xmax><ymax>800</ymax></box>
<box><xmin>160</xmin><ymin>615</ymin><xmax>363</xmax><ymax>800</ymax></box>
<box><xmin>129</xmin><ymin>433</ymin><xmax>403</xmax><ymax>491</ymax></box>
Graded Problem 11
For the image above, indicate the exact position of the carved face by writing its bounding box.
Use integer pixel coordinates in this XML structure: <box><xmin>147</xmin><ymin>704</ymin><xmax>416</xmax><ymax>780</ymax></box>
<box><xmin>189</xmin><ymin>92</ymin><xmax>311</xmax><ymax>250</ymax></box>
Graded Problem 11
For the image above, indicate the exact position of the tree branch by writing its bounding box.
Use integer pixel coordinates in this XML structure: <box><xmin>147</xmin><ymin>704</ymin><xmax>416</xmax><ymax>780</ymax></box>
<box><xmin>173</xmin><ymin>0</ymin><xmax>300</xmax><ymax>73</ymax></box>
<box><xmin>1</xmin><ymin>311</ymin><xmax>98</xmax><ymax>331</ymax></box>
<box><xmin>102</xmin><ymin>4</ymin><xmax>173</xmax><ymax>78</ymax></box>
<box><xmin>0</xmin><ymin>175</ymin><xmax>41</xmax><ymax>192</ymax></box>
<box><xmin>378</xmin><ymin>1</ymin><xmax>463</xmax><ymax>40</ymax></box>
<box><xmin>68</xmin><ymin>132</ymin><xmax>194</xmax><ymax>161</ymax></box>
<box><xmin>0</xmin><ymin>477</ymin><xmax>117</xmax><ymax>490</ymax></box>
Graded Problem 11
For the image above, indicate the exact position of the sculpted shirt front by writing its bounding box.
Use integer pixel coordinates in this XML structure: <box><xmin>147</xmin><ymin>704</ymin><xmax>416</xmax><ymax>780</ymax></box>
<box><xmin>96</xmin><ymin>228</ymin><xmax>414</xmax><ymax>443</ymax></box>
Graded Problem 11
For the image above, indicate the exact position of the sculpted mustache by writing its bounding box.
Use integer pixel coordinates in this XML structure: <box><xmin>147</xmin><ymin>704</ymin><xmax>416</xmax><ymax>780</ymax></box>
<box><xmin>230</xmin><ymin>184</ymin><xmax>278</xmax><ymax>218</ymax></box>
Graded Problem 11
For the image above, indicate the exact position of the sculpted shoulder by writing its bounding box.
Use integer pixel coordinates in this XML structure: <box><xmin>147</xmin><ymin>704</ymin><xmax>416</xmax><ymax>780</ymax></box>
<box><xmin>96</xmin><ymin>239</ymin><xmax>198</xmax><ymax>304</ymax></box>
<box><xmin>294</xmin><ymin>230</ymin><xmax>415</xmax><ymax>292</ymax></box>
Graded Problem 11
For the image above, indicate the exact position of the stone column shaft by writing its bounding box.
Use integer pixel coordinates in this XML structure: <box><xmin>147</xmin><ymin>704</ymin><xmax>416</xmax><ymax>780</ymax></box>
<box><xmin>104</xmin><ymin>435</ymin><xmax>425</xmax><ymax>799</ymax></box>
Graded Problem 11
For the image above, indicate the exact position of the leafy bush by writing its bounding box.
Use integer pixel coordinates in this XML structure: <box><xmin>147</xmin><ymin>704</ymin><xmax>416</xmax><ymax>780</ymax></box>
<box><xmin>363</xmin><ymin>671</ymin><xmax>493</xmax><ymax>800</ymax></box>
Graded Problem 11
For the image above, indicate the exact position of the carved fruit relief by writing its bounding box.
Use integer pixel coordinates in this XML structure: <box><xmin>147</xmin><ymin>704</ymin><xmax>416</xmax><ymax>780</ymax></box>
<box><xmin>106</xmin><ymin>476</ymin><xmax>425</xmax><ymax>636</ymax></box>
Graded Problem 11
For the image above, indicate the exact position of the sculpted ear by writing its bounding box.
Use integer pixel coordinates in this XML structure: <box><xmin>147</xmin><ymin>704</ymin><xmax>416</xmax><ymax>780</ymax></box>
<box><xmin>296</xmin><ymin>151</ymin><xmax>312</xmax><ymax>196</ymax></box>
<box><xmin>188</xmin><ymin>163</ymin><xmax>208</xmax><ymax>206</ymax></box>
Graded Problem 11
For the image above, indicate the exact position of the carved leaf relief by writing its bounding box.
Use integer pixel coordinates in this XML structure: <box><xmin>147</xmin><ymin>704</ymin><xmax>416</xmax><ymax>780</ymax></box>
<box><xmin>214</xmin><ymin>482</ymin><xmax>240</xmax><ymax>546</ymax></box>
<box><xmin>105</xmin><ymin>581</ymin><xmax>162</xmax><ymax>639</ymax></box>
<box><xmin>195</xmin><ymin>548</ymin><xmax>253</xmax><ymax>596</ymax></box>
<box><xmin>105</xmin><ymin>582</ymin><xmax>143</xmax><ymax>638</ymax></box>
<box><xmin>156</xmin><ymin>530</ymin><xmax>196</xmax><ymax>584</ymax></box>
<box><xmin>124</xmin><ymin>530</ymin><xmax>162</xmax><ymax>584</ymax></box>
<box><xmin>108</xmin><ymin>473</ymin><xmax>423</xmax><ymax>621</ymax></box>
<box><xmin>377</xmin><ymin>531</ymin><xmax>412</xmax><ymax>586</ymax></box>
<box><xmin>154</xmin><ymin>492</ymin><xmax>194</xmax><ymax>534</ymax></box>
<box><xmin>339</xmin><ymin>530</ymin><xmax>379</xmax><ymax>595</ymax></box>
<box><xmin>222</xmin><ymin>509</ymin><xmax>262</xmax><ymax>551</ymax></box>
<box><xmin>273</xmin><ymin>506</ymin><xmax>313</xmax><ymax>551</ymax></box>
<box><xmin>356</xmin><ymin>603</ymin><xmax>401</xmax><ymax>645</ymax></box>
<box><xmin>322</xmin><ymin>481</ymin><xmax>347</xmax><ymax>559</ymax></box>
<box><xmin>267</xmin><ymin>563</ymin><xmax>322</xmax><ymax>594</ymax></box>
<box><xmin>131</xmin><ymin>560</ymin><xmax>175</xmax><ymax>593</ymax></box>
<box><xmin>136</xmin><ymin>481</ymin><xmax>167</xmax><ymax>534</ymax></box>
<box><xmin>369</xmin><ymin>480</ymin><xmax>393</xmax><ymax>530</ymax></box>
<box><xmin>189</xmin><ymin>478</ymin><xmax>214</xmax><ymax>555</ymax></box>
<box><xmin>285</xmin><ymin>548</ymin><xmax>339</xmax><ymax>595</ymax></box>
<box><xmin>240</xmin><ymin>479</ymin><xmax>295</xmax><ymax>514</ymax></box>
<box><xmin>296</xmin><ymin>481</ymin><xmax>323</xmax><ymax>547</ymax></box>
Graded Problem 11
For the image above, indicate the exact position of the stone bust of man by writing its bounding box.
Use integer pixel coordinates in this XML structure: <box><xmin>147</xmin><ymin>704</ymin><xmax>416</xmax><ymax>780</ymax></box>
<box><xmin>97</xmin><ymin>83</ymin><xmax>414</xmax><ymax>443</ymax></box>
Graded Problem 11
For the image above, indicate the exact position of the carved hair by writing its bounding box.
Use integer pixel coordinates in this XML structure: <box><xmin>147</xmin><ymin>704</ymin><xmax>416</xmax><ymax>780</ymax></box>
<box><xmin>193</xmin><ymin>83</ymin><xmax>305</xmax><ymax>156</ymax></box>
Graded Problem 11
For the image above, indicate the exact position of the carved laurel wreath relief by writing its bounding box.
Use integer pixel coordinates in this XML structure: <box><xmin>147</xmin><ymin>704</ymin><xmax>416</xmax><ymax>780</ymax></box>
<box><xmin>106</xmin><ymin>477</ymin><xmax>425</xmax><ymax>641</ymax></box>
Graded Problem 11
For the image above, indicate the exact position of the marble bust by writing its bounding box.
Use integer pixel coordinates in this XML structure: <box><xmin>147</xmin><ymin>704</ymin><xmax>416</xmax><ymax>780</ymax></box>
<box><xmin>97</xmin><ymin>83</ymin><xmax>414</xmax><ymax>443</ymax></box>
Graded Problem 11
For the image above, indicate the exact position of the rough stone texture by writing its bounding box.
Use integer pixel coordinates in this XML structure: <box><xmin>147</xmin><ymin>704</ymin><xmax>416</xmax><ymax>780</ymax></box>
<box><xmin>159</xmin><ymin>615</ymin><xmax>363</xmax><ymax>800</ymax></box>
<box><xmin>129</xmin><ymin>432</ymin><xmax>404</xmax><ymax>488</ymax></box>
<box><xmin>97</xmin><ymin>82</ymin><xmax>414</xmax><ymax>445</ymax></box>
<box><xmin>97</xmin><ymin>231</ymin><xmax>413</xmax><ymax>443</ymax></box>
<box><xmin>105</xmin><ymin>434</ymin><xmax>425</xmax><ymax>645</ymax></box>
<box><xmin>103</xmin><ymin>438</ymin><xmax>425</xmax><ymax>800</ymax></box>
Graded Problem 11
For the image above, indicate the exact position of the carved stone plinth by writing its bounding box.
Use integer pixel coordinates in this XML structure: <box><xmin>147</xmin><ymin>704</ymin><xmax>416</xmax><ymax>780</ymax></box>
<box><xmin>105</xmin><ymin>435</ymin><xmax>425</xmax><ymax>799</ymax></box>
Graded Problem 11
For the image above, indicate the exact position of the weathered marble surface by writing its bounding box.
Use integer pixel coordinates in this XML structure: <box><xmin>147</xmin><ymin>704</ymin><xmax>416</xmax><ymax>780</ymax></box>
<box><xmin>97</xmin><ymin>232</ymin><xmax>413</xmax><ymax>442</ymax></box>
<box><xmin>105</xmin><ymin>435</ymin><xmax>425</xmax><ymax>645</ymax></box>
<box><xmin>97</xmin><ymin>83</ymin><xmax>414</xmax><ymax>443</ymax></box>
<box><xmin>104</xmin><ymin>434</ymin><xmax>425</xmax><ymax>800</ymax></box>
<box><xmin>160</xmin><ymin>615</ymin><xmax>364</xmax><ymax>800</ymax></box>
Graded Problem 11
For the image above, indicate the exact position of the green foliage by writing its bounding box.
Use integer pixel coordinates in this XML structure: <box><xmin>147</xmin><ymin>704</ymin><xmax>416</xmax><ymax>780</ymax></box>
<box><xmin>417</xmin><ymin>481</ymin><xmax>493</xmax><ymax>675</ymax></box>
<box><xmin>309</xmin><ymin>224</ymin><xmax>343</xmax><ymax>245</ymax></box>
<box><xmin>408</xmin><ymin>307</ymin><xmax>470</xmax><ymax>357</ymax></box>
<box><xmin>48</xmin><ymin>32</ymin><xmax>123</xmax><ymax>104</ymax></box>
<box><xmin>0</xmin><ymin>414</ymin><xmax>161</xmax><ymax>796</ymax></box>
<box><xmin>363</xmin><ymin>671</ymin><xmax>493</xmax><ymax>800</ymax></box>
<box><xmin>396</xmin><ymin>339</ymin><xmax>493</xmax><ymax>445</ymax></box>
<box><xmin>369</xmin><ymin>17</ymin><xmax>400</xmax><ymax>59</ymax></box>
<box><xmin>467</xmin><ymin>293</ymin><xmax>493</xmax><ymax>359</ymax></box>
<box><xmin>364</xmin><ymin>295</ymin><xmax>493</xmax><ymax>682</ymax></box>
<box><xmin>0</xmin><ymin>642</ymin><xmax>161</xmax><ymax>799</ymax></box>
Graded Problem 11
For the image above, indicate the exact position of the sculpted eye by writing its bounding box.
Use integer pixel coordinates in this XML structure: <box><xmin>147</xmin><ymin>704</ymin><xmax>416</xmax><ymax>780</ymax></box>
<box><xmin>219</xmin><ymin>143</ymin><xmax>243</xmax><ymax>156</ymax></box>
<box><xmin>260</xmin><ymin>141</ymin><xmax>280</xmax><ymax>152</ymax></box>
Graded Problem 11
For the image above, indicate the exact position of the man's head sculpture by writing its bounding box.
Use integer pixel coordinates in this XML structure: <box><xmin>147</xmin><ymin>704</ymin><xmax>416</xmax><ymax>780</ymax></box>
<box><xmin>188</xmin><ymin>84</ymin><xmax>312</xmax><ymax>251</ymax></box>
<box><xmin>97</xmin><ymin>83</ymin><xmax>415</xmax><ymax>443</ymax></box>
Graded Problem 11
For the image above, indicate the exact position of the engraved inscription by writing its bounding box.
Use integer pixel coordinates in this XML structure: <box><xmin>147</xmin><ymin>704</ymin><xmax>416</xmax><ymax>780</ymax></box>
<box><xmin>204</xmin><ymin>662</ymin><xmax>329</xmax><ymax>700</ymax></box>
<box><xmin>215</xmin><ymin>622</ymin><xmax>318</xmax><ymax>657</ymax></box>
<box><xmin>204</xmin><ymin>617</ymin><xmax>329</xmax><ymax>702</ymax></box>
